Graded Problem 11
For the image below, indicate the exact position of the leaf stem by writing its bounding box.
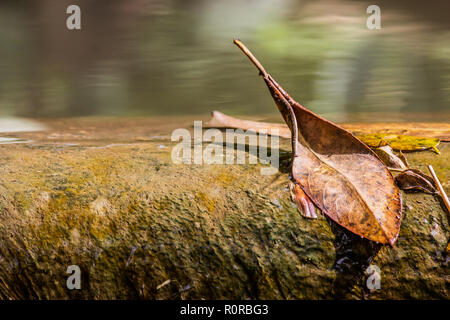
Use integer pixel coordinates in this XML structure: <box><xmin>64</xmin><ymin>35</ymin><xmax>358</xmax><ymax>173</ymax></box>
<box><xmin>233</xmin><ymin>39</ymin><xmax>299</xmax><ymax>157</ymax></box>
<box><xmin>428</xmin><ymin>164</ymin><xmax>450</xmax><ymax>213</ymax></box>
<box><xmin>233</xmin><ymin>39</ymin><xmax>267</xmax><ymax>77</ymax></box>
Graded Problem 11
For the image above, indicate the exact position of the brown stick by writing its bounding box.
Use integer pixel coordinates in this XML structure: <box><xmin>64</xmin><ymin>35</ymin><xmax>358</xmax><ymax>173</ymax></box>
<box><xmin>205</xmin><ymin>111</ymin><xmax>291</xmax><ymax>138</ymax></box>
<box><xmin>233</xmin><ymin>39</ymin><xmax>300</xmax><ymax>157</ymax></box>
<box><xmin>428</xmin><ymin>165</ymin><xmax>450</xmax><ymax>213</ymax></box>
<box><xmin>233</xmin><ymin>39</ymin><xmax>267</xmax><ymax>77</ymax></box>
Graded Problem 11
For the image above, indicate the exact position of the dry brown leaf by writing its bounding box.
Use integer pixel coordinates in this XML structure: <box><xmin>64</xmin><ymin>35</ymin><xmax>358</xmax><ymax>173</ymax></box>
<box><xmin>394</xmin><ymin>169</ymin><xmax>438</xmax><ymax>194</ymax></box>
<box><xmin>234</xmin><ymin>39</ymin><xmax>402</xmax><ymax>245</ymax></box>
<box><xmin>289</xmin><ymin>182</ymin><xmax>318</xmax><ymax>219</ymax></box>
<box><xmin>374</xmin><ymin>145</ymin><xmax>409</xmax><ymax>170</ymax></box>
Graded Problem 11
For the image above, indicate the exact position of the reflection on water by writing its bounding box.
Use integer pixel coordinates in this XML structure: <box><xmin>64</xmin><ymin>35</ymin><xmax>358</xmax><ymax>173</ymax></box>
<box><xmin>0</xmin><ymin>137</ymin><xmax>32</xmax><ymax>144</ymax></box>
<box><xmin>0</xmin><ymin>0</ymin><xmax>449</xmax><ymax>122</ymax></box>
<box><xmin>0</xmin><ymin>117</ymin><xmax>47</xmax><ymax>133</ymax></box>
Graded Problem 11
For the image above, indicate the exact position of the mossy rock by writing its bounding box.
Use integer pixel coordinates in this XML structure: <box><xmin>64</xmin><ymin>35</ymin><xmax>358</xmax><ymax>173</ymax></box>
<box><xmin>0</xmin><ymin>118</ymin><xmax>448</xmax><ymax>299</ymax></box>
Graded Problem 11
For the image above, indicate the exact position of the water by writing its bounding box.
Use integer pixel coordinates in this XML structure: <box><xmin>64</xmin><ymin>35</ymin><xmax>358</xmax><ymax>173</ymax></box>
<box><xmin>0</xmin><ymin>0</ymin><xmax>449</xmax><ymax>122</ymax></box>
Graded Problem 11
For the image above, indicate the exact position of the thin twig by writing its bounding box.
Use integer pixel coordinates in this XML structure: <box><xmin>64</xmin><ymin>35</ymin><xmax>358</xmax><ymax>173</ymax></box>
<box><xmin>428</xmin><ymin>165</ymin><xmax>450</xmax><ymax>213</ymax></box>
<box><xmin>388</xmin><ymin>168</ymin><xmax>405</xmax><ymax>172</ymax></box>
<box><xmin>233</xmin><ymin>39</ymin><xmax>267</xmax><ymax>77</ymax></box>
<box><xmin>233</xmin><ymin>39</ymin><xmax>300</xmax><ymax>157</ymax></box>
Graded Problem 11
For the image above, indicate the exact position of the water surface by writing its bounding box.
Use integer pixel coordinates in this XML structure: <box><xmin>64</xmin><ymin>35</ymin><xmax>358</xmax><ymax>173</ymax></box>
<box><xmin>0</xmin><ymin>0</ymin><xmax>449</xmax><ymax>122</ymax></box>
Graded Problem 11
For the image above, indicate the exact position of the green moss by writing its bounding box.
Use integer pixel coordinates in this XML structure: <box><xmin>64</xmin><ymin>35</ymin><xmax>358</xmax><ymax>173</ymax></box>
<box><xmin>196</xmin><ymin>192</ymin><xmax>216</xmax><ymax>213</ymax></box>
<box><xmin>358</xmin><ymin>134</ymin><xmax>441</xmax><ymax>154</ymax></box>
<box><xmin>0</xmin><ymin>120</ymin><xmax>448</xmax><ymax>299</ymax></box>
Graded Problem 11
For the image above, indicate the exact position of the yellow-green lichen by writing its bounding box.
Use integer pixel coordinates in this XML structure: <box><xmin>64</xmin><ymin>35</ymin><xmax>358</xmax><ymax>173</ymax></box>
<box><xmin>358</xmin><ymin>134</ymin><xmax>440</xmax><ymax>154</ymax></box>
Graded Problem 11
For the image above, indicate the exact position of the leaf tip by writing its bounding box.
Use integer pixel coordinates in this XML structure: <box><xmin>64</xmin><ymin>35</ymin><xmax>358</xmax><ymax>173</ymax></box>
<box><xmin>388</xmin><ymin>237</ymin><xmax>397</xmax><ymax>247</ymax></box>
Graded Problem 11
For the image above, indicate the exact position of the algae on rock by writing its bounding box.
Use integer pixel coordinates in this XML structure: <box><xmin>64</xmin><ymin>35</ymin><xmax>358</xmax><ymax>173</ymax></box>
<box><xmin>0</xmin><ymin>118</ymin><xmax>448</xmax><ymax>299</ymax></box>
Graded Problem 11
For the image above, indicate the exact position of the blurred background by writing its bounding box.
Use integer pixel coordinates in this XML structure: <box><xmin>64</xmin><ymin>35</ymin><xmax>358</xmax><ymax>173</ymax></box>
<box><xmin>0</xmin><ymin>0</ymin><xmax>449</xmax><ymax>122</ymax></box>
